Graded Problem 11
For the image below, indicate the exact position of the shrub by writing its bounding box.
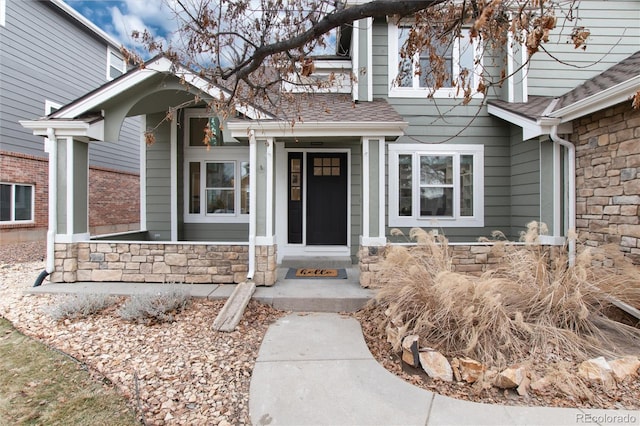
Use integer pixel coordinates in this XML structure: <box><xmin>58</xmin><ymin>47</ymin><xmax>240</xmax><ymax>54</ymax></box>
<box><xmin>117</xmin><ymin>286</ymin><xmax>191</xmax><ymax>324</ymax></box>
<box><xmin>46</xmin><ymin>294</ymin><xmax>117</xmax><ymax>321</ymax></box>
<box><xmin>374</xmin><ymin>223</ymin><xmax>640</xmax><ymax>368</ymax></box>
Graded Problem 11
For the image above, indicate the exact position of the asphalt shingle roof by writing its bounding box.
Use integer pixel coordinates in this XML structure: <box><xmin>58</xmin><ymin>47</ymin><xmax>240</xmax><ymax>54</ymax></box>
<box><xmin>488</xmin><ymin>50</ymin><xmax>640</xmax><ymax>121</ymax></box>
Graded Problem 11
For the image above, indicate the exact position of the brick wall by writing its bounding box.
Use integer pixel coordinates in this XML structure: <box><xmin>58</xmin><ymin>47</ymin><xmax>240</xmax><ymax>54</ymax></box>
<box><xmin>89</xmin><ymin>166</ymin><xmax>140</xmax><ymax>233</ymax></box>
<box><xmin>0</xmin><ymin>152</ymin><xmax>140</xmax><ymax>244</ymax></box>
<box><xmin>0</xmin><ymin>152</ymin><xmax>49</xmax><ymax>243</ymax></box>
<box><xmin>573</xmin><ymin>101</ymin><xmax>640</xmax><ymax>264</ymax></box>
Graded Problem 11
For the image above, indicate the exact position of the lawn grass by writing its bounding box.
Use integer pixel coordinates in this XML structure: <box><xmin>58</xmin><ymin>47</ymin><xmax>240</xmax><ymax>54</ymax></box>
<box><xmin>0</xmin><ymin>317</ymin><xmax>140</xmax><ymax>425</ymax></box>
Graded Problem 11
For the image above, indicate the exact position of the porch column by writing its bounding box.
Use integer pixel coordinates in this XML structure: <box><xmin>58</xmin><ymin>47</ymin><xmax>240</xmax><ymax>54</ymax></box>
<box><xmin>360</xmin><ymin>137</ymin><xmax>386</xmax><ymax>246</ymax></box>
<box><xmin>253</xmin><ymin>137</ymin><xmax>277</xmax><ymax>285</ymax></box>
<box><xmin>359</xmin><ymin>137</ymin><xmax>386</xmax><ymax>288</ymax></box>
<box><xmin>55</xmin><ymin>137</ymin><xmax>90</xmax><ymax>243</ymax></box>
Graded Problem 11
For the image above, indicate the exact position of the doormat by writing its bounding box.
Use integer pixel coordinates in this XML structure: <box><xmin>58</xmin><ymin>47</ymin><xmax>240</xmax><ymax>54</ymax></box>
<box><xmin>285</xmin><ymin>268</ymin><xmax>348</xmax><ymax>279</ymax></box>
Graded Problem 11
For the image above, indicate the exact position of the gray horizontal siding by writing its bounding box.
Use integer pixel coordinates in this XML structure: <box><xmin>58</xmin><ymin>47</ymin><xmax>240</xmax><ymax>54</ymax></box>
<box><xmin>145</xmin><ymin>113</ymin><xmax>171</xmax><ymax>240</ymax></box>
<box><xmin>527</xmin><ymin>1</ymin><xmax>640</xmax><ymax>97</ymax></box>
<box><xmin>182</xmin><ymin>223</ymin><xmax>249</xmax><ymax>242</ymax></box>
<box><xmin>509</xmin><ymin>127</ymin><xmax>540</xmax><ymax>237</ymax></box>
<box><xmin>371</xmin><ymin>18</ymin><xmax>517</xmax><ymax>241</ymax></box>
<box><xmin>0</xmin><ymin>0</ymin><xmax>139</xmax><ymax>172</ymax></box>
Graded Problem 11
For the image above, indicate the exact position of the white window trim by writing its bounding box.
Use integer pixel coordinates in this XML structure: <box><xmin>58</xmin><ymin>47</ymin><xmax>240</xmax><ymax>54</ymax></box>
<box><xmin>0</xmin><ymin>182</ymin><xmax>35</xmax><ymax>224</ymax></box>
<box><xmin>388</xmin><ymin>143</ymin><xmax>484</xmax><ymax>227</ymax></box>
<box><xmin>183</xmin><ymin>110</ymin><xmax>248</xmax><ymax>223</ymax></box>
<box><xmin>106</xmin><ymin>47</ymin><xmax>126</xmax><ymax>81</ymax></box>
<box><xmin>0</xmin><ymin>0</ymin><xmax>6</xmax><ymax>27</ymax></box>
<box><xmin>45</xmin><ymin>100</ymin><xmax>62</xmax><ymax>115</ymax></box>
<box><xmin>387</xmin><ymin>22</ymin><xmax>484</xmax><ymax>99</ymax></box>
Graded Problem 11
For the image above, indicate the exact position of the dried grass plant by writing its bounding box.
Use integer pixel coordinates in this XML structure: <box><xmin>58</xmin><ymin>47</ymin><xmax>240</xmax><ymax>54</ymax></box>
<box><xmin>374</xmin><ymin>223</ymin><xmax>640</xmax><ymax>368</ymax></box>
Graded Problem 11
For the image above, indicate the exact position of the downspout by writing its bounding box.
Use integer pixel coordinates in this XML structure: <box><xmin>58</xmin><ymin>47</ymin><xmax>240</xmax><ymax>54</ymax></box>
<box><xmin>246</xmin><ymin>130</ymin><xmax>257</xmax><ymax>281</ymax></box>
<box><xmin>550</xmin><ymin>125</ymin><xmax>576</xmax><ymax>266</ymax></box>
<box><xmin>35</xmin><ymin>128</ymin><xmax>57</xmax><ymax>286</ymax></box>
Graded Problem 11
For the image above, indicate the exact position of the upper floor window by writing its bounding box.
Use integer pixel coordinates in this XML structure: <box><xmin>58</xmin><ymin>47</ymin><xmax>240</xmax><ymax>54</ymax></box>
<box><xmin>388</xmin><ymin>144</ymin><xmax>484</xmax><ymax>227</ymax></box>
<box><xmin>388</xmin><ymin>23</ymin><xmax>482</xmax><ymax>98</ymax></box>
<box><xmin>107</xmin><ymin>48</ymin><xmax>125</xmax><ymax>80</ymax></box>
<box><xmin>0</xmin><ymin>183</ymin><xmax>34</xmax><ymax>223</ymax></box>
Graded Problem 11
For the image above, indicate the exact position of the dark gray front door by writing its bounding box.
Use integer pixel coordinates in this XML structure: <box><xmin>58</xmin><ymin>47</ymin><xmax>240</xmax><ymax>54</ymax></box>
<box><xmin>306</xmin><ymin>153</ymin><xmax>348</xmax><ymax>245</ymax></box>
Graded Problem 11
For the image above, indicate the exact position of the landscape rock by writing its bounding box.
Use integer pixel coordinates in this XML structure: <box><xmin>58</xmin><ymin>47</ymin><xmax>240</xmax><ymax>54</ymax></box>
<box><xmin>401</xmin><ymin>334</ymin><xmax>420</xmax><ymax>367</ymax></box>
<box><xmin>578</xmin><ymin>357</ymin><xmax>615</xmax><ymax>389</ymax></box>
<box><xmin>609</xmin><ymin>356</ymin><xmax>640</xmax><ymax>381</ymax></box>
<box><xmin>451</xmin><ymin>357</ymin><xmax>486</xmax><ymax>384</ymax></box>
<box><xmin>418</xmin><ymin>349</ymin><xmax>453</xmax><ymax>382</ymax></box>
<box><xmin>494</xmin><ymin>364</ymin><xmax>528</xmax><ymax>389</ymax></box>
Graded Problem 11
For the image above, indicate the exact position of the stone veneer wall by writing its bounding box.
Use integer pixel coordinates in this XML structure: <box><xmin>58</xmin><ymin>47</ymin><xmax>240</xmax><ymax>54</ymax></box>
<box><xmin>358</xmin><ymin>244</ymin><xmax>563</xmax><ymax>287</ymax></box>
<box><xmin>52</xmin><ymin>243</ymin><xmax>277</xmax><ymax>286</ymax></box>
<box><xmin>573</xmin><ymin>101</ymin><xmax>640</xmax><ymax>265</ymax></box>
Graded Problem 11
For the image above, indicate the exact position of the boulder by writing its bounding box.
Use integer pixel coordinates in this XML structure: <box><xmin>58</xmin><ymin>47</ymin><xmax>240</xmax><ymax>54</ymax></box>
<box><xmin>419</xmin><ymin>349</ymin><xmax>453</xmax><ymax>382</ymax></box>
<box><xmin>494</xmin><ymin>364</ymin><xmax>528</xmax><ymax>389</ymax></box>
<box><xmin>609</xmin><ymin>356</ymin><xmax>640</xmax><ymax>381</ymax></box>
<box><xmin>578</xmin><ymin>357</ymin><xmax>615</xmax><ymax>389</ymax></box>
<box><xmin>451</xmin><ymin>357</ymin><xmax>485</xmax><ymax>383</ymax></box>
<box><xmin>401</xmin><ymin>335</ymin><xmax>420</xmax><ymax>367</ymax></box>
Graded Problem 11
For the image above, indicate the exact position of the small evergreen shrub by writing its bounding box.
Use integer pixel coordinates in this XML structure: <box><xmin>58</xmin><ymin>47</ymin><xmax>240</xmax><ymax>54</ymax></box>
<box><xmin>117</xmin><ymin>286</ymin><xmax>191</xmax><ymax>324</ymax></box>
<box><xmin>46</xmin><ymin>294</ymin><xmax>117</xmax><ymax>321</ymax></box>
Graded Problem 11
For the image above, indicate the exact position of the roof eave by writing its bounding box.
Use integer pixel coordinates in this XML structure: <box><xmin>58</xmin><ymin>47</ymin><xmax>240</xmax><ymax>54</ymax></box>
<box><xmin>228</xmin><ymin>120</ymin><xmax>408</xmax><ymax>139</ymax></box>
<box><xmin>550</xmin><ymin>76</ymin><xmax>640</xmax><ymax>123</ymax></box>
<box><xmin>20</xmin><ymin>118</ymin><xmax>105</xmax><ymax>142</ymax></box>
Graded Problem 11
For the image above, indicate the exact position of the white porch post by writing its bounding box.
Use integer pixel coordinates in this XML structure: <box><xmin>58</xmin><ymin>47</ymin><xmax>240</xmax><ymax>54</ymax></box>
<box><xmin>55</xmin><ymin>136</ymin><xmax>90</xmax><ymax>243</ymax></box>
<box><xmin>360</xmin><ymin>136</ymin><xmax>387</xmax><ymax>246</ymax></box>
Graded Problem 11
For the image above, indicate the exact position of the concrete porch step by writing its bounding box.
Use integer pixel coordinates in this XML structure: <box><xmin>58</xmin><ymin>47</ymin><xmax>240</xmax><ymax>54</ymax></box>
<box><xmin>280</xmin><ymin>256</ymin><xmax>354</xmax><ymax>270</ymax></box>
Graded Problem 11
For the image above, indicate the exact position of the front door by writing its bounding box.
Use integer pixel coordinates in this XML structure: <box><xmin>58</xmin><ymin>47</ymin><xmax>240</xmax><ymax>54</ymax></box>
<box><xmin>287</xmin><ymin>152</ymin><xmax>348</xmax><ymax>246</ymax></box>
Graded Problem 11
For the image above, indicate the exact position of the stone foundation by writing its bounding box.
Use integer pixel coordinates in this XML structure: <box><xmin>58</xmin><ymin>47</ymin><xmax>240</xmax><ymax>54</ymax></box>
<box><xmin>52</xmin><ymin>242</ymin><xmax>278</xmax><ymax>286</ymax></box>
<box><xmin>359</xmin><ymin>243</ymin><xmax>565</xmax><ymax>287</ymax></box>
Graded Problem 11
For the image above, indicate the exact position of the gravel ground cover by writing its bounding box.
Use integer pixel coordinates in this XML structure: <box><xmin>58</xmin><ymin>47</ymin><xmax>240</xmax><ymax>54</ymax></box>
<box><xmin>0</xmin><ymin>243</ymin><xmax>285</xmax><ymax>425</ymax></box>
<box><xmin>2</xmin><ymin>242</ymin><xmax>639</xmax><ymax>424</ymax></box>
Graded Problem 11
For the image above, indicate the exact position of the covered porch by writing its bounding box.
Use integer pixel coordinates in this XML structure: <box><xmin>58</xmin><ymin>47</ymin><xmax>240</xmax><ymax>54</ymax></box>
<box><xmin>21</xmin><ymin>56</ymin><xmax>407</xmax><ymax>287</ymax></box>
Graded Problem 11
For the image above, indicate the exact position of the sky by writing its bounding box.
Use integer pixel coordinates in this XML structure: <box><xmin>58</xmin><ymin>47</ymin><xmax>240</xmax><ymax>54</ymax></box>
<box><xmin>65</xmin><ymin>0</ymin><xmax>179</xmax><ymax>53</ymax></box>
<box><xmin>65</xmin><ymin>0</ymin><xmax>338</xmax><ymax>59</ymax></box>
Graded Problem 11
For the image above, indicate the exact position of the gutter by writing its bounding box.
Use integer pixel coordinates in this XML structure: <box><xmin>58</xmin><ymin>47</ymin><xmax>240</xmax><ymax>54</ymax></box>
<box><xmin>246</xmin><ymin>130</ymin><xmax>257</xmax><ymax>281</ymax></box>
<box><xmin>35</xmin><ymin>128</ymin><xmax>58</xmax><ymax>286</ymax></box>
<box><xmin>550</xmin><ymin>125</ymin><xmax>576</xmax><ymax>266</ymax></box>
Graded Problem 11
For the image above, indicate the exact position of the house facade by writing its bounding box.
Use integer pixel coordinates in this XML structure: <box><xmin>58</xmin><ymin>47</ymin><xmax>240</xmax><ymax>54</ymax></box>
<box><xmin>0</xmin><ymin>0</ymin><xmax>140</xmax><ymax>245</ymax></box>
<box><xmin>20</xmin><ymin>1</ymin><xmax>640</xmax><ymax>286</ymax></box>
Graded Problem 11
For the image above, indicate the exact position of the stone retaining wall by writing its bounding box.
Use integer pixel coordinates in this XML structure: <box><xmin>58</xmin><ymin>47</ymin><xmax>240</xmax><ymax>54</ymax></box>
<box><xmin>359</xmin><ymin>244</ymin><xmax>564</xmax><ymax>287</ymax></box>
<box><xmin>52</xmin><ymin>242</ymin><xmax>277</xmax><ymax>286</ymax></box>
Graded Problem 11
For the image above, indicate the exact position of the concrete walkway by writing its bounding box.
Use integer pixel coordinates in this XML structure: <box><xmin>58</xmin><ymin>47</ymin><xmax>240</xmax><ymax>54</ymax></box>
<box><xmin>26</xmin><ymin>266</ymin><xmax>373</xmax><ymax>312</ymax></box>
<box><xmin>250</xmin><ymin>313</ymin><xmax>640</xmax><ymax>426</ymax></box>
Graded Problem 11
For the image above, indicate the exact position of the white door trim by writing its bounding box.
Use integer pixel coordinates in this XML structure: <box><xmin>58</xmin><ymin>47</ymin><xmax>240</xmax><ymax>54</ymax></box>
<box><xmin>275</xmin><ymin>147</ymin><xmax>351</xmax><ymax>262</ymax></box>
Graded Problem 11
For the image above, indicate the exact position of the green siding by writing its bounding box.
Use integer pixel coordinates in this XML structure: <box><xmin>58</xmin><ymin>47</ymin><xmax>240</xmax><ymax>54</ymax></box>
<box><xmin>56</xmin><ymin>139</ymin><xmax>67</xmax><ymax>234</ymax></box>
<box><xmin>73</xmin><ymin>141</ymin><xmax>88</xmax><ymax>234</ymax></box>
<box><xmin>509</xmin><ymin>127</ymin><xmax>540</xmax><ymax>238</ymax></box>
<box><xmin>527</xmin><ymin>1</ymin><xmax>639</xmax><ymax>98</ymax></box>
<box><xmin>370</xmin><ymin>18</ymin><xmax>520</xmax><ymax>241</ymax></box>
<box><xmin>145</xmin><ymin>113</ymin><xmax>172</xmax><ymax>240</ymax></box>
<box><xmin>182</xmin><ymin>223</ymin><xmax>249</xmax><ymax>242</ymax></box>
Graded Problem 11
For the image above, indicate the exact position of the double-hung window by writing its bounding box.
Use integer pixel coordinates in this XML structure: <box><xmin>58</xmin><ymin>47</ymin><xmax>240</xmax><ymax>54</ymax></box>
<box><xmin>388</xmin><ymin>23</ymin><xmax>482</xmax><ymax>98</ymax></box>
<box><xmin>389</xmin><ymin>144</ymin><xmax>484</xmax><ymax>227</ymax></box>
<box><xmin>0</xmin><ymin>183</ymin><xmax>34</xmax><ymax>223</ymax></box>
<box><xmin>183</xmin><ymin>109</ymin><xmax>249</xmax><ymax>223</ymax></box>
